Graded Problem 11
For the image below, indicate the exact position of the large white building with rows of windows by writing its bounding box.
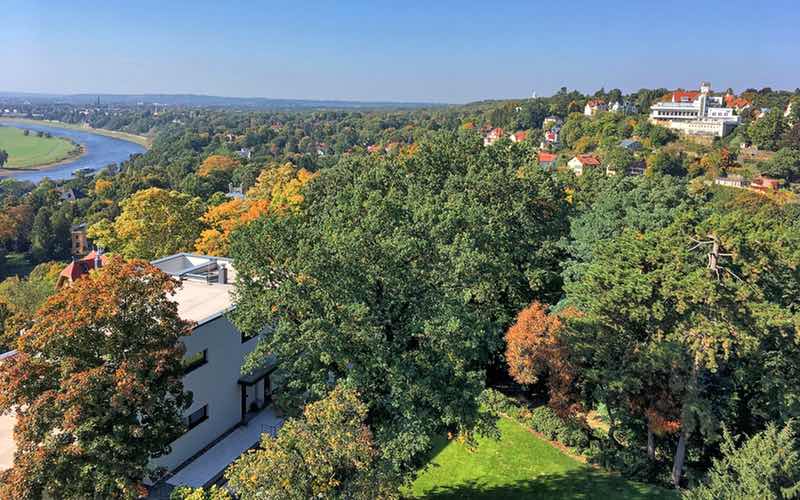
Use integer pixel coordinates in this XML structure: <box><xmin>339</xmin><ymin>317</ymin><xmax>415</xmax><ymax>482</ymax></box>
<box><xmin>649</xmin><ymin>82</ymin><xmax>740</xmax><ymax>137</ymax></box>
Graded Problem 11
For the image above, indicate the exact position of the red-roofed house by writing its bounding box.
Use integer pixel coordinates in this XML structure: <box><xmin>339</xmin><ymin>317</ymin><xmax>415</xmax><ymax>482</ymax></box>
<box><xmin>366</xmin><ymin>144</ymin><xmax>382</xmax><ymax>154</ymax></box>
<box><xmin>749</xmin><ymin>176</ymin><xmax>781</xmax><ymax>192</ymax></box>
<box><xmin>510</xmin><ymin>131</ymin><xmax>527</xmax><ymax>143</ymax></box>
<box><xmin>584</xmin><ymin>99</ymin><xmax>607</xmax><ymax>116</ymax></box>
<box><xmin>567</xmin><ymin>154</ymin><xmax>601</xmax><ymax>176</ymax></box>
<box><xmin>57</xmin><ymin>250</ymin><xmax>108</xmax><ymax>289</ymax></box>
<box><xmin>544</xmin><ymin>130</ymin><xmax>559</xmax><ymax>144</ymax></box>
<box><xmin>538</xmin><ymin>151</ymin><xmax>558</xmax><ymax>172</ymax></box>
<box><xmin>724</xmin><ymin>93</ymin><xmax>751</xmax><ymax>110</ymax></box>
<box><xmin>483</xmin><ymin>127</ymin><xmax>504</xmax><ymax>146</ymax></box>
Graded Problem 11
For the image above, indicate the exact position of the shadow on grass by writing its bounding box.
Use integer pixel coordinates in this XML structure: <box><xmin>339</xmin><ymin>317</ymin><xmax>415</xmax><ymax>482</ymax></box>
<box><xmin>418</xmin><ymin>468</ymin><xmax>675</xmax><ymax>500</ymax></box>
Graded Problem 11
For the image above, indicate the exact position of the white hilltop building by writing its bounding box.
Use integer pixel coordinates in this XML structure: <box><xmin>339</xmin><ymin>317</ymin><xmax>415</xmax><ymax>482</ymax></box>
<box><xmin>649</xmin><ymin>82</ymin><xmax>740</xmax><ymax>137</ymax></box>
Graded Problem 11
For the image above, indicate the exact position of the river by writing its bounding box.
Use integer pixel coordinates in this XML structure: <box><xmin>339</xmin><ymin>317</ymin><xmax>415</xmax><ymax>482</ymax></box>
<box><xmin>0</xmin><ymin>121</ymin><xmax>146</xmax><ymax>183</ymax></box>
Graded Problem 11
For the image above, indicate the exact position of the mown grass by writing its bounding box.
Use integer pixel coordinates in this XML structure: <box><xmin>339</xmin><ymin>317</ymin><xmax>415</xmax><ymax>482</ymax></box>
<box><xmin>410</xmin><ymin>417</ymin><xmax>676</xmax><ymax>500</ymax></box>
<box><xmin>0</xmin><ymin>126</ymin><xmax>80</xmax><ymax>169</ymax></box>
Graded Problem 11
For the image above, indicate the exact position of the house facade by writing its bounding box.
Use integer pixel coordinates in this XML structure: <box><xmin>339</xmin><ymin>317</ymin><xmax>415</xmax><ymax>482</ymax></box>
<box><xmin>584</xmin><ymin>99</ymin><xmax>607</xmax><ymax>116</ymax></box>
<box><xmin>649</xmin><ymin>82</ymin><xmax>740</xmax><ymax>137</ymax></box>
<box><xmin>567</xmin><ymin>154</ymin><xmax>601</xmax><ymax>176</ymax></box>
<box><xmin>483</xmin><ymin>127</ymin><xmax>504</xmax><ymax>146</ymax></box>
<box><xmin>538</xmin><ymin>151</ymin><xmax>557</xmax><ymax>172</ymax></box>
<box><xmin>147</xmin><ymin>254</ymin><xmax>276</xmax><ymax>478</ymax></box>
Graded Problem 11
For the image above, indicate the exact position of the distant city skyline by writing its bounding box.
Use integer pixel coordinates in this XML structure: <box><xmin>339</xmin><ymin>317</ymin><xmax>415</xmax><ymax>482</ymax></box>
<box><xmin>1</xmin><ymin>0</ymin><xmax>799</xmax><ymax>103</ymax></box>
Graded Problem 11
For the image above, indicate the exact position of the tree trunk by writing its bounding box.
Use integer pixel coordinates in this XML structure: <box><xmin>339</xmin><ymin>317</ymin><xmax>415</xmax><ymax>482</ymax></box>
<box><xmin>647</xmin><ymin>424</ymin><xmax>655</xmax><ymax>460</ymax></box>
<box><xmin>671</xmin><ymin>426</ymin><xmax>688</xmax><ymax>488</ymax></box>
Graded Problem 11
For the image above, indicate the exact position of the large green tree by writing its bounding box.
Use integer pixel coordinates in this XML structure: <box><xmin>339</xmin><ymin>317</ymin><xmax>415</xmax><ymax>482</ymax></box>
<box><xmin>230</xmin><ymin>132</ymin><xmax>569</xmax><ymax>482</ymax></box>
<box><xmin>562</xmin><ymin>195</ymin><xmax>800</xmax><ymax>488</ymax></box>
<box><xmin>0</xmin><ymin>257</ymin><xmax>192</xmax><ymax>499</ymax></box>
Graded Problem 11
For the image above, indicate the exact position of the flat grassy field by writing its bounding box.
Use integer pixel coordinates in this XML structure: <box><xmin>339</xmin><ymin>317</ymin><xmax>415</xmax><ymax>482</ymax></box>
<box><xmin>0</xmin><ymin>118</ymin><xmax>150</xmax><ymax>148</ymax></box>
<box><xmin>410</xmin><ymin>417</ymin><xmax>675</xmax><ymax>500</ymax></box>
<box><xmin>0</xmin><ymin>126</ymin><xmax>81</xmax><ymax>169</ymax></box>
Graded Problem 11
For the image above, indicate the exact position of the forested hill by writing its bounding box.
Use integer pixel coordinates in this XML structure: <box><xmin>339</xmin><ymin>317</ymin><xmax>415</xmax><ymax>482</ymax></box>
<box><xmin>0</xmin><ymin>92</ymin><xmax>447</xmax><ymax>110</ymax></box>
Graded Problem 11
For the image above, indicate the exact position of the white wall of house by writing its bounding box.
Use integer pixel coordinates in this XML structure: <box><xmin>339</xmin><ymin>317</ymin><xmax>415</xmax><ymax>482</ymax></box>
<box><xmin>150</xmin><ymin>315</ymin><xmax>260</xmax><ymax>474</ymax></box>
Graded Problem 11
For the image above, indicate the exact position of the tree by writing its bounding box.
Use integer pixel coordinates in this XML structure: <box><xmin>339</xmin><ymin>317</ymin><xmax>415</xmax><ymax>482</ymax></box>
<box><xmin>197</xmin><ymin>154</ymin><xmax>239</xmax><ymax>177</ymax></box>
<box><xmin>562</xmin><ymin>200</ymin><xmax>800</xmax><ymax>488</ymax></box>
<box><xmin>226</xmin><ymin>385</ymin><xmax>398</xmax><ymax>500</ymax></box>
<box><xmin>29</xmin><ymin>205</ymin><xmax>72</xmax><ymax>262</ymax></box>
<box><xmin>760</xmin><ymin>147</ymin><xmax>800</xmax><ymax>181</ymax></box>
<box><xmin>230</xmin><ymin>132</ymin><xmax>569</xmax><ymax>480</ymax></box>
<box><xmin>194</xmin><ymin>199</ymin><xmax>270</xmax><ymax>256</ymax></box>
<box><xmin>505</xmin><ymin>302</ymin><xmax>579</xmax><ymax>413</ymax></box>
<box><xmin>0</xmin><ymin>261</ymin><xmax>63</xmax><ymax>348</ymax></box>
<box><xmin>0</xmin><ymin>149</ymin><xmax>8</xmax><ymax>168</ymax></box>
<box><xmin>0</xmin><ymin>257</ymin><xmax>192</xmax><ymax>499</ymax></box>
<box><xmin>646</xmin><ymin>150</ymin><xmax>686</xmax><ymax>177</ymax></box>
<box><xmin>88</xmin><ymin>187</ymin><xmax>204</xmax><ymax>259</ymax></box>
<box><xmin>245</xmin><ymin>162</ymin><xmax>316</xmax><ymax>210</ymax></box>
<box><xmin>684</xmin><ymin>424</ymin><xmax>800</xmax><ymax>500</ymax></box>
<box><xmin>748</xmin><ymin>109</ymin><xmax>786</xmax><ymax>150</ymax></box>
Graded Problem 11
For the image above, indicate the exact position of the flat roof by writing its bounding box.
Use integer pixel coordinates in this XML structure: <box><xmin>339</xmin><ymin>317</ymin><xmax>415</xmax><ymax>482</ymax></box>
<box><xmin>171</xmin><ymin>280</ymin><xmax>235</xmax><ymax>326</ymax></box>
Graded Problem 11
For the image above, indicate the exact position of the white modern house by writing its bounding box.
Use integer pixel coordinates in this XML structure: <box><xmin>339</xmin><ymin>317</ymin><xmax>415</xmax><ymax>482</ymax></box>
<box><xmin>649</xmin><ymin>82</ymin><xmax>740</xmax><ymax>137</ymax></box>
<box><xmin>147</xmin><ymin>253</ymin><xmax>281</xmax><ymax>489</ymax></box>
<box><xmin>584</xmin><ymin>99</ymin><xmax>607</xmax><ymax>116</ymax></box>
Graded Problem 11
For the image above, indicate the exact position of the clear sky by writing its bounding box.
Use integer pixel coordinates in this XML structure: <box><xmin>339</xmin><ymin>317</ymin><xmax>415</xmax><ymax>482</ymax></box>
<box><xmin>1</xmin><ymin>0</ymin><xmax>798</xmax><ymax>103</ymax></box>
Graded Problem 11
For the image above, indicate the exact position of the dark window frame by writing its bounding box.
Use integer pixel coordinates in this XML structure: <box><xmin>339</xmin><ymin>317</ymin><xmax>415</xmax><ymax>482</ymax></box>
<box><xmin>182</xmin><ymin>349</ymin><xmax>208</xmax><ymax>375</ymax></box>
<box><xmin>186</xmin><ymin>405</ymin><xmax>208</xmax><ymax>431</ymax></box>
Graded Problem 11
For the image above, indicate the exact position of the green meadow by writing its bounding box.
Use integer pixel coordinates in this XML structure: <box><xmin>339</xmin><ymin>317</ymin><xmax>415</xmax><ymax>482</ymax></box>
<box><xmin>0</xmin><ymin>126</ymin><xmax>81</xmax><ymax>169</ymax></box>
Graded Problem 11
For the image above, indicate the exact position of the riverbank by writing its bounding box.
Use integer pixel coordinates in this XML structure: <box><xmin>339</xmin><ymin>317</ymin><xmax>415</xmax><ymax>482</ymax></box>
<box><xmin>0</xmin><ymin>117</ymin><xmax>151</xmax><ymax>148</ymax></box>
<box><xmin>0</xmin><ymin>126</ymin><xmax>85</xmax><ymax>172</ymax></box>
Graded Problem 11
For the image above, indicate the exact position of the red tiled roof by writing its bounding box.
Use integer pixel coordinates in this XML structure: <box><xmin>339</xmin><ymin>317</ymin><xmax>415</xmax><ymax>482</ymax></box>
<box><xmin>538</xmin><ymin>152</ymin><xmax>557</xmax><ymax>162</ymax></box>
<box><xmin>545</xmin><ymin>131</ymin><xmax>557</xmax><ymax>141</ymax></box>
<box><xmin>669</xmin><ymin>91</ymin><xmax>701</xmax><ymax>103</ymax></box>
<box><xmin>512</xmin><ymin>131</ymin><xmax>527</xmax><ymax>141</ymax></box>
<box><xmin>576</xmin><ymin>154</ymin><xmax>601</xmax><ymax>166</ymax></box>
<box><xmin>586</xmin><ymin>99</ymin><xmax>605</xmax><ymax>107</ymax></box>
<box><xmin>59</xmin><ymin>251</ymin><xmax>108</xmax><ymax>282</ymax></box>
<box><xmin>724</xmin><ymin>94</ymin><xmax>750</xmax><ymax>108</ymax></box>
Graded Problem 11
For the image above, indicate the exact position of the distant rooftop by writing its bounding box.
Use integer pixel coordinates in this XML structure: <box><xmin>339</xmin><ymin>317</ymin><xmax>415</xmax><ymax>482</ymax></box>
<box><xmin>151</xmin><ymin>253</ymin><xmax>237</xmax><ymax>326</ymax></box>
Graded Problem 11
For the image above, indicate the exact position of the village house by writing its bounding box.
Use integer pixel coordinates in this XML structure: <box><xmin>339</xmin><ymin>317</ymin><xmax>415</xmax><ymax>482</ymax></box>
<box><xmin>619</xmin><ymin>139</ymin><xmax>642</xmax><ymax>151</ymax></box>
<box><xmin>70</xmin><ymin>223</ymin><xmax>90</xmax><ymax>256</ymax></box>
<box><xmin>606</xmin><ymin>160</ymin><xmax>645</xmax><ymax>177</ymax></box>
<box><xmin>483</xmin><ymin>127</ymin><xmax>504</xmax><ymax>146</ymax></box>
<box><xmin>236</xmin><ymin>147</ymin><xmax>252</xmax><ymax>160</ymax></box>
<box><xmin>584</xmin><ymin>99</ymin><xmax>607</xmax><ymax>116</ymax></box>
<box><xmin>538</xmin><ymin>151</ymin><xmax>558</xmax><ymax>172</ymax></box>
<box><xmin>567</xmin><ymin>154</ymin><xmax>601</xmax><ymax>176</ymax></box>
<box><xmin>749</xmin><ymin>176</ymin><xmax>781</xmax><ymax>192</ymax></box>
<box><xmin>509</xmin><ymin>131</ymin><xmax>527</xmax><ymax>143</ymax></box>
<box><xmin>226</xmin><ymin>183</ymin><xmax>245</xmax><ymax>200</ymax></box>
<box><xmin>609</xmin><ymin>101</ymin><xmax>638</xmax><ymax>114</ymax></box>
<box><xmin>649</xmin><ymin>82</ymin><xmax>740</xmax><ymax>137</ymax></box>
<box><xmin>542</xmin><ymin>115</ymin><xmax>563</xmax><ymax>130</ymax></box>
<box><xmin>714</xmin><ymin>174</ymin><xmax>749</xmax><ymax>189</ymax></box>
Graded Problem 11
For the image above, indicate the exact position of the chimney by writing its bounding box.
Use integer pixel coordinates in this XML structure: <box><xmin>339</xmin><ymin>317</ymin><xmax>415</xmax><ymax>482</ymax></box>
<box><xmin>94</xmin><ymin>247</ymin><xmax>103</xmax><ymax>269</ymax></box>
<box><xmin>218</xmin><ymin>264</ymin><xmax>227</xmax><ymax>284</ymax></box>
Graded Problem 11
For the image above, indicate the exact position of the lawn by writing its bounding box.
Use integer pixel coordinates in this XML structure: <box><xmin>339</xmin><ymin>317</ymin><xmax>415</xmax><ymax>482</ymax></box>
<box><xmin>0</xmin><ymin>126</ymin><xmax>81</xmax><ymax>169</ymax></box>
<box><xmin>410</xmin><ymin>417</ymin><xmax>676</xmax><ymax>500</ymax></box>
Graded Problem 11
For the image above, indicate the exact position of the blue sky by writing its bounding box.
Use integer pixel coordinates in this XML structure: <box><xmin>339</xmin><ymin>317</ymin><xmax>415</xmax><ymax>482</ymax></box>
<box><xmin>1</xmin><ymin>0</ymin><xmax>798</xmax><ymax>103</ymax></box>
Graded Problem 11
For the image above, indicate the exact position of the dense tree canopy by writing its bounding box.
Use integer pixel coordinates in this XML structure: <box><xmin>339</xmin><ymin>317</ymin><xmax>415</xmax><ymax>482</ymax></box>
<box><xmin>88</xmin><ymin>187</ymin><xmax>204</xmax><ymax>259</ymax></box>
<box><xmin>230</xmin><ymin>132</ymin><xmax>569</xmax><ymax>477</ymax></box>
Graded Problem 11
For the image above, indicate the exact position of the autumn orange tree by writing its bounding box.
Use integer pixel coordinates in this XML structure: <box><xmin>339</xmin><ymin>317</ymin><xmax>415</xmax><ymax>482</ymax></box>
<box><xmin>0</xmin><ymin>257</ymin><xmax>192</xmax><ymax>499</ymax></box>
<box><xmin>505</xmin><ymin>302</ymin><xmax>580</xmax><ymax>414</ymax></box>
<box><xmin>195</xmin><ymin>198</ymin><xmax>269</xmax><ymax>256</ymax></box>
<box><xmin>197</xmin><ymin>154</ymin><xmax>240</xmax><ymax>177</ymax></box>
<box><xmin>195</xmin><ymin>163</ymin><xmax>315</xmax><ymax>256</ymax></box>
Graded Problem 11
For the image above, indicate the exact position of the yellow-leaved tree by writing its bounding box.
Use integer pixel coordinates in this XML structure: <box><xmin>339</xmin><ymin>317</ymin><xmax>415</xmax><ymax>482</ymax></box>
<box><xmin>198</xmin><ymin>154</ymin><xmax>240</xmax><ymax>177</ymax></box>
<box><xmin>88</xmin><ymin>187</ymin><xmax>204</xmax><ymax>260</ymax></box>
<box><xmin>195</xmin><ymin>163</ymin><xmax>316</xmax><ymax>256</ymax></box>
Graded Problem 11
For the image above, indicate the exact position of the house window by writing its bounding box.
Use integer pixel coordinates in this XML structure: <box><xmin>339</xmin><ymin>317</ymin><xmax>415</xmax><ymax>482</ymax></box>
<box><xmin>186</xmin><ymin>405</ymin><xmax>208</xmax><ymax>431</ymax></box>
<box><xmin>182</xmin><ymin>349</ymin><xmax>207</xmax><ymax>374</ymax></box>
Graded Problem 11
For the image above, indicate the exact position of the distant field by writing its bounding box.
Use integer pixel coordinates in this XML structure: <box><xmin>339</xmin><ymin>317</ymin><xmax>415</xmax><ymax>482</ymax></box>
<box><xmin>410</xmin><ymin>417</ymin><xmax>675</xmax><ymax>500</ymax></box>
<box><xmin>0</xmin><ymin>126</ymin><xmax>81</xmax><ymax>169</ymax></box>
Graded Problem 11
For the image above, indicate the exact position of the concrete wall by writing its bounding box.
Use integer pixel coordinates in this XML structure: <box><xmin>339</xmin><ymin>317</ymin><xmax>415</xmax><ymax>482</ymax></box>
<box><xmin>150</xmin><ymin>316</ymin><xmax>260</xmax><ymax>474</ymax></box>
